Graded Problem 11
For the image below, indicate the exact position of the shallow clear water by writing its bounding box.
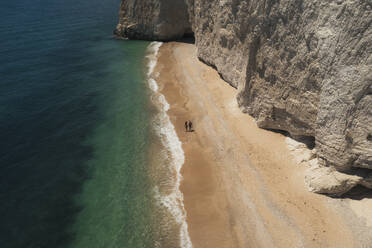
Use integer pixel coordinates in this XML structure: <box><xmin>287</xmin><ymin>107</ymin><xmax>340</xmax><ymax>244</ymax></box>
<box><xmin>0</xmin><ymin>0</ymin><xmax>168</xmax><ymax>247</ymax></box>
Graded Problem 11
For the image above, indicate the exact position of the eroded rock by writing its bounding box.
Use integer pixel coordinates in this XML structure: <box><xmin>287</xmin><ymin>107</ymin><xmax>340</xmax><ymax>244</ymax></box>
<box><xmin>305</xmin><ymin>166</ymin><xmax>362</xmax><ymax>196</ymax></box>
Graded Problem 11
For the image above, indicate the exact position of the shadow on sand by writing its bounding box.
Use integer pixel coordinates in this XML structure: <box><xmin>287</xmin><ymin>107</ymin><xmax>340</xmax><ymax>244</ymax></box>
<box><xmin>340</xmin><ymin>185</ymin><xmax>372</xmax><ymax>200</ymax></box>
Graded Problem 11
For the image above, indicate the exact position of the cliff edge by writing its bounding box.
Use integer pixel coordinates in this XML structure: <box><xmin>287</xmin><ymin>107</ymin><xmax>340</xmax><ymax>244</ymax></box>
<box><xmin>115</xmin><ymin>0</ymin><xmax>372</xmax><ymax>195</ymax></box>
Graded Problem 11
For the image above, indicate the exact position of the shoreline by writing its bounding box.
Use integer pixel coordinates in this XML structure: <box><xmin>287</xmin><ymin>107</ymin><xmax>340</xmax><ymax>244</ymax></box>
<box><xmin>146</xmin><ymin>42</ymin><xmax>192</xmax><ymax>248</ymax></box>
<box><xmin>154</xmin><ymin>42</ymin><xmax>372</xmax><ymax>247</ymax></box>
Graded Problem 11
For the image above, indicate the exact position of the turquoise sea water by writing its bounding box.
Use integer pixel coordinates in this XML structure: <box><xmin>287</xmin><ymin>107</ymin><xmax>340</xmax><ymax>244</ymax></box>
<box><xmin>0</xmin><ymin>0</ymin><xmax>183</xmax><ymax>247</ymax></box>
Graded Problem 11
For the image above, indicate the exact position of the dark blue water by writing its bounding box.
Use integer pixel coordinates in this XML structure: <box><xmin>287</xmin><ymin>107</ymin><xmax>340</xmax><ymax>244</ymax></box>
<box><xmin>0</xmin><ymin>0</ymin><xmax>162</xmax><ymax>247</ymax></box>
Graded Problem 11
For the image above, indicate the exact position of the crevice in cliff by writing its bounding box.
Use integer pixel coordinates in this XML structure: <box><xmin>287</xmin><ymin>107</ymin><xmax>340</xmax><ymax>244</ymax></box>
<box><xmin>295</xmin><ymin>135</ymin><xmax>315</xmax><ymax>149</ymax></box>
<box><xmin>243</xmin><ymin>36</ymin><xmax>261</xmax><ymax>98</ymax></box>
<box><xmin>177</xmin><ymin>31</ymin><xmax>195</xmax><ymax>43</ymax></box>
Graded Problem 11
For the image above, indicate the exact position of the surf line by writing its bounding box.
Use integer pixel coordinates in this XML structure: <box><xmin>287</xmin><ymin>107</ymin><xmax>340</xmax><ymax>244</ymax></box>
<box><xmin>146</xmin><ymin>42</ymin><xmax>192</xmax><ymax>248</ymax></box>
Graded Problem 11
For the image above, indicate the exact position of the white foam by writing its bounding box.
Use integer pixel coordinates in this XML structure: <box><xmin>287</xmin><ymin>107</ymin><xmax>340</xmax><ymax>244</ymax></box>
<box><xmin>148</xmin><ymin>78</ymin><xmax>159</xmax><ymax>92</ymax></box>
<box><xmin>146</xmin><ymin>42</ymin><xmax>162</xmax><ymax>76</ymax></box>
<box><xmin>146</xmin><ymin>42</ymin><xmax>192</xmax><ymax>248</ymax></box>
<box><xmin>158</xmin><ymin>94</ymin><xmax>170</xmax><ymax>112</ymax></box>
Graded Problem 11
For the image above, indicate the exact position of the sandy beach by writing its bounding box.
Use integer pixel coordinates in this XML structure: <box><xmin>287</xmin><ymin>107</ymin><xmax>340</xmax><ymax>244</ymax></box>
<box><xmin>154</xmin><ymin>42</ymin><xmax>372</xmax><ymax>248</ymax></box>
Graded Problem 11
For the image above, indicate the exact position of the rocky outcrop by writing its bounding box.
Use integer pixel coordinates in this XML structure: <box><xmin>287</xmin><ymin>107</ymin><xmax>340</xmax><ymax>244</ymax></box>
<box><xmin>116</xmin><ymin>0</ymin><xmax>372</xmax><ymax>194</ymax></box>
<box><xmin>304</xmin><ymin>166</ymin><xmax>372</xmax><ymax>196</ymax></box>
<box><xmin>287</xmin><ymin>136</ymin><xmax>372</xmax><ymax>195</ymax></box>
<box><xmin>114</xmin><ymin>0</ymin><xmax>192</xmax><ymax>40</ymax></box>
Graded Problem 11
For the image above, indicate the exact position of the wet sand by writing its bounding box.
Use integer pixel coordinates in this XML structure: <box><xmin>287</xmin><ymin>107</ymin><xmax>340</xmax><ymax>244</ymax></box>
<box><xmin>154</xmin><ymin>42</ymin><xmax>372</xmax><ymax>248</ymax></box>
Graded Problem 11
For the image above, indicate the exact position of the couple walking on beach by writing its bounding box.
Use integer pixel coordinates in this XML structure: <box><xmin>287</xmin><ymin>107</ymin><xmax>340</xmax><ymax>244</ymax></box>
<box><xmin>185</xmin><ymin>120</ymin><xmax>193</xmax><ymax>132</ymax></box>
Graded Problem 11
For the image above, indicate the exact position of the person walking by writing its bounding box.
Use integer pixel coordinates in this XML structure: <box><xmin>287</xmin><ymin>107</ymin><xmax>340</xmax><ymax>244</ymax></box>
<box><xmin>188</xmin><ymin>120</ymin><xmax>193</xmax><ymax>132</ymax></box>
<box><xmin>185</xmin><ymin>121</ymin><xmax>188</xmax><ymax>132</ymax></box>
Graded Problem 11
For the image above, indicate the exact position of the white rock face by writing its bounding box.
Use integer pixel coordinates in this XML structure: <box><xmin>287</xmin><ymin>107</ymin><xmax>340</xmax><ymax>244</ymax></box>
<box><xmin>188</xmin><ymin>0</ymin><xmax>372</xmax><ymax>174</ymax></box>
<box><xmin>116</xmin><ymin>0</ymin><xmax>372</xmax><ymax>194</ymax></box>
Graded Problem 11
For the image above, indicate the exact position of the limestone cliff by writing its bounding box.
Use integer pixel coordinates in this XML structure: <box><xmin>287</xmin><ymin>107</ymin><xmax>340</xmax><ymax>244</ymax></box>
<box><xmin>114</xmin><ymin>0</ymin><xmax>192</xmax><ymax>40</ymax></box>
<box><xmin>116</xmin><ymin>0</ymin><xmax>372</xmax><ymax>194</ymax></box>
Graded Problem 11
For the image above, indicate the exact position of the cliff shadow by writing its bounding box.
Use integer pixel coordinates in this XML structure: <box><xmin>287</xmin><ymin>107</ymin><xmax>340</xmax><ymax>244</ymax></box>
<box><xmin>174</xmin><ymin>35</ymin><xmax>195</xmax><ymax>44</ymax></box>
<box><xmin>340</xmin><ymin>185</ymin><xmax>372</xmax><ymax>200</ymax></box>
